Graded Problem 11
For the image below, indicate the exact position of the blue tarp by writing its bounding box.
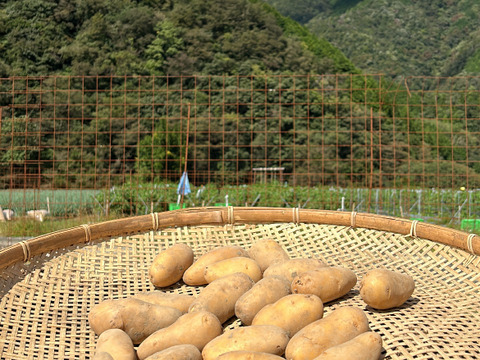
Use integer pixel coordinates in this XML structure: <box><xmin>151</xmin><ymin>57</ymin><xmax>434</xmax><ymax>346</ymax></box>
<box><xmin>177</xmin><ymin>171</ymin><xmax>191</xmax><ymax>196</ymax></box>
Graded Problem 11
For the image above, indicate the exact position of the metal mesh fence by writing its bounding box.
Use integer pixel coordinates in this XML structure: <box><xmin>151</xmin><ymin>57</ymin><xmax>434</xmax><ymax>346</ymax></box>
<box><xmin>1</xmin><ymin>75</ymin><xmax>480</xmax><ymax>231</ymax></box>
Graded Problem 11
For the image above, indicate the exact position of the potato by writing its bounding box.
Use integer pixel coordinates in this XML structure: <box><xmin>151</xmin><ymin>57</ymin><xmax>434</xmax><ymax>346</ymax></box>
<box><xmin>88</xmin><ymin>298</ymin><xmax>182</xmax><ymax>344</ymax></box>
<box><xmin>291</xmin><ymin>266</ymin><xmax>357</xmax><ymax>303</ymax></box>
<box><xmin>285</xmin><ymin>306</ymin><xmax>370</xmax><ymax>360</ymax></box>
<box><xmin>137</xmin><ymin>311</ymin><xmax>223</xmax><ymax>360</ymax></box>
<box><xmin>235</xmin><ymin>275</ymin><xmax>291</xmax><ymax>325</ymax></box>
<box><xmin>204</xmin><ymin>256</ymin><xmax>262</xmax><ymax>283</ymax></box>
<box><xmin>217</xmin><ymin>351</ymin><xmax>285</xmax><ymax>360</ymax></box>
<box><xmin>92</xmin><ymin>352</ymin><xmax>114</xmax><ymax>360</ymax></box>
<box><xmin>247</xmin><ymin>239</ymin><xmax>290</xmax><ymax>272</ymax></box>
<box><xmin>189</xmin><ymin>272</ymin><xmax>254</xmax><ymax>323</ymax></box>
<box><xmin>183</xmin><ymin>245</ymin><xmax>249</xmax><ymax>285</ymax></box>
<box><xmin>202</xmin><ymin>325</ymin><xmax>290</xmax><ymax>360</ymax></box>
<box><xmin>94</xmin><ymin>329</ymin><xmax>136</xmax><ymax>360</ymax></box>
<box><xmin>263</xmin><ymin>258</ymin><xmax>327</xmax><ymax>282</ymax></box>
<box><xmin>313</xmin><ymin>332</ymin><xmax>383</xmax><ymax>360</ymax></box>
<box><xmin>360</xmin><ymin>268</ymin><xmax>415</xmax><ymax>309</ymax></box>
<box><xmin>144</xmin><ymin>344</ymin><xmax>202</xmax><ymax>360</ymax></box>
<box><xmin>149</xmin><ymin>243</ymin><xmax>194</xmax><ymax>287</ymax></box>
<box><xmin>251</xmin><ymin>294</ymin><xmax>323</xmax><ymax>336</ymax></box>
<box><xmin>132</xmin><ymin>291</ymin><xmax>195</xmax><ymax>313</ymax></box>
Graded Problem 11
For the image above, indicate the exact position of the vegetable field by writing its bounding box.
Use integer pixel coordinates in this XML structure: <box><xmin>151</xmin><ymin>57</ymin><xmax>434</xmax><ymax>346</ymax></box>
<box><xmin>1</xmin><ymin>184</ymin><xmax>478</xmax><ymax>228</ymax></box>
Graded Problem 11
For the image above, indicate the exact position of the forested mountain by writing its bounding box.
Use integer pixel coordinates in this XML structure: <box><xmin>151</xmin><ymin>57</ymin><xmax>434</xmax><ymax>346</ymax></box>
<box><xmin>1</xmin><ymin>0</ymin><xmax>480</xmax><ymax>191</ymax></box>
<box><xmin>264</xmin><ymin>0</ymin><xmax>480</xmax><ymax>78</ymax></box>
<box><xmin>0</xmin><ymin>0</ymin><xmax>357</xmax><ymax>76</ymax></box>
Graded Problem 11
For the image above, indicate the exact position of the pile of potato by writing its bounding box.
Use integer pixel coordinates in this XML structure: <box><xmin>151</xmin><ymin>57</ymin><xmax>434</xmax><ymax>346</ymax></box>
<box><xmin>89</xmin><ymin>239</ymin><xmax>415</xmax><ymax>360</ymax></box>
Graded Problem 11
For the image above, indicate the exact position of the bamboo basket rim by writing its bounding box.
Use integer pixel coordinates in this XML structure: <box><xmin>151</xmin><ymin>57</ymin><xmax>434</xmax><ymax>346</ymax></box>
<box><xmin>1</xmin><ymin>206</ymin><xmax>478</xmax><ymax>271</ymax></box>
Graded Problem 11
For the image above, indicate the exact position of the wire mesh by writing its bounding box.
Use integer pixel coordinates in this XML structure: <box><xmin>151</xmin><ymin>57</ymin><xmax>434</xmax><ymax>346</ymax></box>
<box><xmin>0</xmin><ymin>75</ymin><xmax>479</xmax><ymax>231</ymax></box>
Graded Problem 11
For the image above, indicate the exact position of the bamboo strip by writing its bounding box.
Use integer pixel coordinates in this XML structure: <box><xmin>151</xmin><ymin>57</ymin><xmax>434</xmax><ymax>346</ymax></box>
<box><xmin>0</xmin><ymin>207</ymin><xmax>477</xmax><ymax>271</ymax></box>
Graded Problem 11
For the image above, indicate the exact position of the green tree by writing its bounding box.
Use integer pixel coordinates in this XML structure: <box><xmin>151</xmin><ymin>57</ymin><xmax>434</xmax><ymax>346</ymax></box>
<box><xmin>145</xmin><ymin>20</ymin><xmax>184</xmax><ymax>74</ymax></box>
<box><xmin>136</xmin><ymin>119</ymin><xmax>184</xmax><ymax>181</ymax></box>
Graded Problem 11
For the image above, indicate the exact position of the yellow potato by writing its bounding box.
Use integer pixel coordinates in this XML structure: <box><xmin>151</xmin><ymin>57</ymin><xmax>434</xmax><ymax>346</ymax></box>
<box><xmin>285</xmin><ymin>306</ymin><xmax>370</xmax><ymax>360</ymax></box>
<box><xmin>132</xmin><ymin>291</ymin><xmax>195</xmax><ymax>313</ymax></box>
<box><xmin>189</xmin><ymin>272</ymin><xmax>254</xmax><ymax>323</ymax></box>
<box><xmin>251</xmin><ymin>294</ymin><xmax>324</xmax><ymax>337</ymax></box>
<box><xmin>92</xmin><ymin>352</ymin><xmax>114</xmax><ymax>360</ymax></box>
<box><xmin>263</xmin><ymin>258</ymin><xmax>327</xmax><ymax>282</ymax></box>
<box><xmin>88</xmin><ymin>298</ymin><xmax>182</xmax><ymax>344</ymax></box>
<box><xmin>149</xmin><ymin>243</ymin><xmax>194</xmax><ymax>287</ymax></box>
<box><xmin>235</xmin><ymin>275</ymin><xmax>291</xmax><ymax>325</ymax></box>
<box><xmin>183</xmin><ymin>245</ymin><xmax>249</xmax><ymax>285</ymax></box>
<box><xmin>247</xmin><ymin>239</ymin><xmax>290</xmax><ymax>272</ymax></box>
<box><xmin>204</xmin><ymin>256</ymin><xmax>262</xmax><ymax>283</ymax></box>
<box><xmin>217</xmin><ymin>351</ymin><xmax>285</xmax><ymax>360</ymax></box>
<box><xmin>144</xmin><ymin>344</ymin><xmax>202</xmax><ymax>360</ymax></box>
<box><xmin>312</xmin><ymin>332</ymin><xmax>383</xmax><ymax>360</ymax></box>
<box><xmin>137</xmin><ymin>311</ymin><xmax>223</xmax><ymax>360</ymax></box>
<box><xmin>94</xmin><ymin>329</ymin><xmax>136</xmax><ymax>360</ymax></box>
<box><xmin>202</xmin><ymin>325</ymin><xmax>290</xmax><ymax>360</ymax></box>
<box><xmin>291</xmin><ymin>266</ymin><xmax>357</xmax><ymax>303</ymax></box>
<box><xmin>360</xmin><ymin>268</ymin><xmax>415</xmax><ymax>309</ymax></box>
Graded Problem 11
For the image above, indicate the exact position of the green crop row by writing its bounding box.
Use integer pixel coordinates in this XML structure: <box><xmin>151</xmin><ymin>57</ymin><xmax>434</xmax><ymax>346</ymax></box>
<box><xmin>1</xmin><ymin>184</ymin><xmax>479</xmax><ymax>226</ymax></box>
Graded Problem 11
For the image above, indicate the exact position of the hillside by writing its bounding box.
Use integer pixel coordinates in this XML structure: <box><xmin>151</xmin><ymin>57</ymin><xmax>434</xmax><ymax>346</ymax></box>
<box><xmin>0</xmin><ymin>0</ymin><xmax>358</xmax><ymax>76</ymax></box>
<box><xmin>264</xmin><ymin>0</ymin><xmax>480</xmax><ymax>78</ymax></box>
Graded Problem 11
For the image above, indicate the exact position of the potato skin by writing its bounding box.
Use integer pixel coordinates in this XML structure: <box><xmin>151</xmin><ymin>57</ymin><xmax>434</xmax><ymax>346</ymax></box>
<box><xmin>251</xmin><ymin>294</ymin><xmax>324</xmax><ymax>337</ymax></box>
<box><xmin>247</xmin><ymin>239</ymin><xmax>290</xmax><ymax>272</ymax></box>
<box><xmin>132</xmin><ymin>291</ymin><xmax>195</xmax><ymax>313</ymax></box>
<box><xmin>202</xmin><ymin>325</ymin><xmax>290</xmax><ymax>360</ymax></box>
<box><xmin>144</xmin><ymin>344</ymin><xmax>202</xmax><ymax>360</ymax></box>
<box><xmin>92</xmin><ymin>352</ymin><xmax>114</xmax><ymax>360</ymax></box>
<box><xmin>235</xmin><ymin>275</ymin><xmax>291</xmax><ymax>325</ymax></box>
<box><xmin>217</xmin><ymin>351</ymin><xmax>285</xmax><ymax>360</ymax></box>
<box><xmin>137</xmin><ymin>311</ymin><xmax>223</xmax><ymax>360</ymax></box>
<box><xmin>94</xmin><ymin>329</ymin><xmax>136</xmax><ymax>360</ymax></box>
<box><xmin>263</xmin><ymin>258</ymin><xmax>327</xmax><ymax>282</ymax></box>
<box><xmin>88</xmin><ymin>298</ymin><xmax>183</xmax><ymax>344</ymax></box>
<box><xmin>313</xmin><ymin>332</ymin><xmax>383</xmax><ymax>360</ymax></box>
<box><xmin>291</xmin><ymin>266</ymin><xmax>357</xmax><ymax>303</ymax></box>
<box><xmin>149</xmin><ymin>243</ymin><xmax>194</xmax><ymax>287</ymax></box>
<box><xmin>204</xmin><ymin>257</ymin><xmax>262</xmax><ymax>283</ymax></box>
<box><xmin>189</xmin><ymin>272</ymin><xmax>254</xmax><ymax>323</ymax></box>
<box><xmin>183</xmin><ymin>245</ymin><xmax>249</xmax><ymax>285</ymax></box>
<box><xmin>360</xmin><ymin>269</ymin><xmax>415</xmax><ymax>309</ymax></box>
<box><xmin>285</xmin><ymin>306</ymin><xmax>370</xmax><ymax>360</ymax></box>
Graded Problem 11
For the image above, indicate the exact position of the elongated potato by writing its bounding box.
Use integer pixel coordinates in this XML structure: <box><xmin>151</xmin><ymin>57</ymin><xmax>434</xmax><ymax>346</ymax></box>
<box><xmin>202</xmin><ymin>325</ymin><xmax>290</xmax><ymax>360</ymax></box>
<box><xmin>252</xmin><ymin>294</ymin><xmax>323</xmax><ymax>336</ymax></box>
<box><xmin>291</xmin><ymin>266</ymin><xmax>357</xmax><ymax>303</ymax></box>
<box><xmin>217</xmin><ymin>351</ymin><xmax>285</xmax><ymax>360</ymax></box>
<box><xmin>235</xmin><ymin>275</ymin><xmax>291</xmax><ymax>325</ymax></box>
<box><xmin>285</xmin><ymin>306</ymin><xmax>370</xmax><ymax>360</ymax></box>
<box><xmin>132</xmin><ymin>291</ymin><xmax>195</xmax><ymax>313</ymax></box>
<box><xmin>247</xmin><ymin>239</ymin><xmax>290</xmax><ymax>272</ymax></box>
<box><xmin>94</xmin><ymin>329</ymin><xmax>136</xmax><ymax>360</ymax></box>
<box><xmin>88</xmin><ymin>298</ymin><xmax>182</xmax><ymax>344</ymax></box>
<box><xmin>183</xmin><ymin>245</ymin><xmax>249</xmax><ymax>285</ymax></box>
<box><xmin>144</xmin><ymin>344</ymin><xmax>202</xmax><ymax>360</ymax></box>
<box><xmin>263</xmin><ymin>258</ymin><xmax>327</xmax><ymax>282</ymax></box>
<box><xmin>204</xmin><ymin>256</ymin><xmax>262</xmax><ymax>283</ymax></box>
<box><xmin>360</xmin><ymin>268</ymin><xmax>415</xmax><ymax>310</ymax></box>
<box><xmin>189</xmin><ymin>272</ymin><xmax>254</xmax><ymax>323</ymax></box>
<box><xmin>313</xmin><ymin>332</ymin><xmax>383</xmax><ymax>360</ymax></box>
<box><xmin>137</xmin><ymin>311</ymin><xmax>223</xmax><ymax>360</ymax></box>
<box><xmin>149</xmin><ymin>243</ymin><xmax>194</xmax><ymax>287</ymax></box>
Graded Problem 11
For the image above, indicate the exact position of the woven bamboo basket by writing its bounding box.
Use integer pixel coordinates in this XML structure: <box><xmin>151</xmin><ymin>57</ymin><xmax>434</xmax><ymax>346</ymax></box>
<box><xmin>0</xmin><ymin>207</ymin><xmax>479</xmax><ymax>359</ymax></box>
